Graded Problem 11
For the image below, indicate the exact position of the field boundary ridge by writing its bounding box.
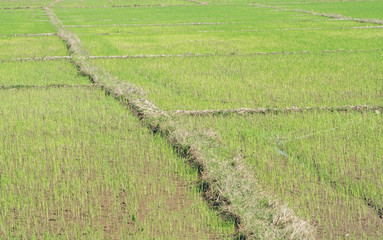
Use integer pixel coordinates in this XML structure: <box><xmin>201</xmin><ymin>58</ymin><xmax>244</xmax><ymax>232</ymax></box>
<box><xmin>0</xmin><ymin>84</ymin><xmax>95</xmax><ymax>90</ymax></box>
<box><xmin>45</xmin><ymin>4</ymin><xmax>316</xmax><ymax>239</ymax></box>
<box><xmin>0</xmin><ymin>56</ymin><xmax>71</xmax><ymax>62</ymax></box>
<box><xmin>0</xmin><ymin>33</ymin><xmax>57</xmax><ymax>37</ymax></box>
<box><xmin>173</xmin><ymin>105</ymin><xmax>383</xmax><ymax>116</ymax></box>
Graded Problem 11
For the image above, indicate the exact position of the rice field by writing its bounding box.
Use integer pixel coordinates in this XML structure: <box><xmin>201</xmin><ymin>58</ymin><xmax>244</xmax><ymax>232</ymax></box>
<box><xmin>54</xmin><ymin>5</ymin><xmax>383</xmax><ymax>55</ymax></box>
<box><xmin>0</xmin><ymin>60</ymin><xmax>89</xmax><ymax>86</ymax></box>
<box><xmin>91</xmin><ymin>52</ymin><xmax>383</xmax><ymax>110</ymax></box>
<box><xmin>1</xmin><ymin>0</ymin><xmax>382</xmax><ymax>239</ymax></box>
<box><xmin>172</xmin><ymin>111</ymin><xmax>383</xmax><ymax>239</ymax></box>
<box><xmin>269</xmin><ymin>1</ymin><xmax>383</xmax><ymax>20</ymax></box>
<box><xmin>0</xmin><ymin>0</ymin><xmax>52</xmax><ymax>8</ymax></box>
<box><xmin>0</xmin><ymin>9</ymin><xmax>55</xmax><ymax>35</ymax></box>
<box><xmin>0</xmin><ymin>88</ymin><xmax>235</xmax><ymax>239</ymax></box>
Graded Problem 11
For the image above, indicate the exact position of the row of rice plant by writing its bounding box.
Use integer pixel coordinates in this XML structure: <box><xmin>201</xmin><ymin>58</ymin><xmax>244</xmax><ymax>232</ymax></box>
<box><xmin>54</xmin><ymin>0</ymin><xmax>195</xmax><ymax>8</ymax></box>
<box><xmin>91</xmin><ymin>51</ymin><xmax>383</xmax><ymax>110</ymax></box>
<box><xmin>69</xmin><ymin>19</ymin><xmax>374</xmax><ymax>35</ymax></box>
<box><xmin>271</xmin><ymin>0</ymin><xmax>383</xmax><ymax>20</ymax></box>
<box><xmin>0</xmin><ymin>88</ymin><xmax>235</xmax><ymax>239</ymax></box>
<box><xmin>54</xmin><ymin>5</ymin><xmax>325</xmax><ymax>26</ymax></box>
<box><xmin>172</xmin><ymin>111</ymin><xmax>383</xmax><ymax>239</ymax></box>
<box><xmin>75</xmin><ymin>27</ymin><xmax>382</xmax><ymax>56</ymax></box>
<box><xmin>0</xmin><ymin>9</ymin><xmax>55</xmax><ymax>35</ymax></box>
<box><xmin>0</xmin><ymin>60</ymin><xmax>89</xmax><ymax>86</ymax></box>
<box><xmin>0</xmin><ymin>8</ymin><xmax>69</xmax><ymax>60</ymax></box>
<box><xmin>52</xmin><ymin>5</ymin><xmax>383</xmax><ymax>56</ymax></box>
<box><xmin>0</xmin><ymin>35</ymin><xmax>68</xmax><ymax>59</ymax></box>
<box><xmin>0</xmin><ymin>0</ymin><xmax>52</xmax><ymax>8</ymax></box>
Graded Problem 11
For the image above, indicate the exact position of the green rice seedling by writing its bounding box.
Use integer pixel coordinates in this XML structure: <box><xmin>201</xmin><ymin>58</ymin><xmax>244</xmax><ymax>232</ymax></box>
<box><xmin>0</xmin><ymin>22</ymin><xmax>55</xmax><ymax>36</ymax></box>
<box><xmin>0</xmin><ymin>0</ymin><xmax>52</xmax><ymax>9</ymax></box>
<box><xmin>279</xmin><ymin>112</ymin><xmax>383</xmax><ymax>214</ymax></box>
<box><xmin>2</xmin><ymin>1</ymin><xmax>380</xmax><ymax>239</ymax></box>
<box><xmin>255</xmin><ymin>0</ymin><xmax>382</xmax><ymax>3</ymax></box>
<box><xmin>172</xmin><ymin>111</ymin><xmax>383</xmax><ymax>239</ymax></box>
<box><xmin>0</xmin><ymin>9</ymin><xmax>56</xmax><ymax>35</ymax></box>
<box><xmin>76</xmin><ymin>26</ymin><xmax>383</xmax><ymax>55</ymax></box>
<box><xmin>91</xmin><ymin>52</ymin><xmax>383</xmax><ymax>110</ymax></box>
<box><xmin>0</xmin><ymin>36</ymin><xmax>68</xmax><ymax>59</ymax></box>
<box><xmin>202</xmin><ymin>0</ymin><xmax>256</xmax><ymax>4</ymax></box>
<box><xmin>54</xmin><ymin>0</ymin><xmax>194</xmax><ymax>8</ymax></box>
<box><xmin>0</xmin><ymin>88</ymin><xmax>235</xmax><ymax>239</ymax></box>
<box><xmin>70</xmin><ymin>19</ymin><xmax>374</xmax><ymax>35</ymax></box>
<box><xmin>0</xmin><ymin>60</ymin><xmax>89</xmax><ymax>86</ymax></box>
<box><xmin>54</xmin><ymin>5</ymin><xmax>324</xmax><ymax>25</ymax></box>
<box><xmin>270</xmin><ymin>1</ymin><xmax>383</xmax><ymax>20</ymax></box>
<box><xmin>52</xmin><ymin>5</ymin><xmax>383</xmax><ymax>56</ymax></box>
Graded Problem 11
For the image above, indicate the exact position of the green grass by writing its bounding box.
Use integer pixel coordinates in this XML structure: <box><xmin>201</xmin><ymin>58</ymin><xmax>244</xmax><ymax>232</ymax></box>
<box><xmin>92</xmin><ymin>52</ymin><xmax>383</xmax><ymax>110</ymax></box>
<box><xmin>0</xmin><ymin>60</ymin><xmax>89</xmax><ymax>86</ymax></box>
<box><xmin>173</xmin><ymin>111</ymin><xmax>383</xmax><ymax>239</ymax></box>
<box><xmin>0</xmin><ymin>88</ymin><xmax>235</xmax><ymax>239</ymax></box>
<box><xmin>0</xmin><ymin>36</ymin><xmax>68</xmax><ymax>59</ymax></box>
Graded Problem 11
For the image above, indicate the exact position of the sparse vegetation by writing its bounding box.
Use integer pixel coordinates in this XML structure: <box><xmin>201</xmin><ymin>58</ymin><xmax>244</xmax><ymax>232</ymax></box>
<box><xmin>0</xmin><ymin>88</ymin><xmax>235</xmax><ymax>239</ymax></box>
<box><xmin>172</xmin><ymin>111</ymin><xmax>383</xmax><ymax>239</ymax></box>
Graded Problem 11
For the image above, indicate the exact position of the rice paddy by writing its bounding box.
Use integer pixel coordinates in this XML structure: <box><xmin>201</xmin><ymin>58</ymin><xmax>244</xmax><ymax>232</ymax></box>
<box><xmin>0</xmin><ymin>88</ymin><xmax>235</xmax><ymax>239</ymax></box>
<box><xmin>91</xmin><ymin>52</ymin><xmax>383</xmax><ymax>110</ymax></box>
<box><xmin>0</xmin><ymin>10</ymin><xmax>55</xmax><ymax>35</ymax></box>
<box><xmin>1</xmin><ymin>0</ymin><xmax>382</xmax><ymax>239</ymax></box>
<box><xmin>0</xmin><ymin>60</ymin><xmax>89</xmax><ymax>86</ymax></box>
<box><xmin>55</xmin><ymin>5</ymin><xmax>383</xmax><ymax>55</ymax></box>
<box><xmin>172</xmin><ymin>111</ymin><xmax>383</xmax><ymax>239</ymax></box>
<box><xmin>269</xmin><ymin>1</ymin><xmax>383</xmax><ymax>20</ymax></box>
